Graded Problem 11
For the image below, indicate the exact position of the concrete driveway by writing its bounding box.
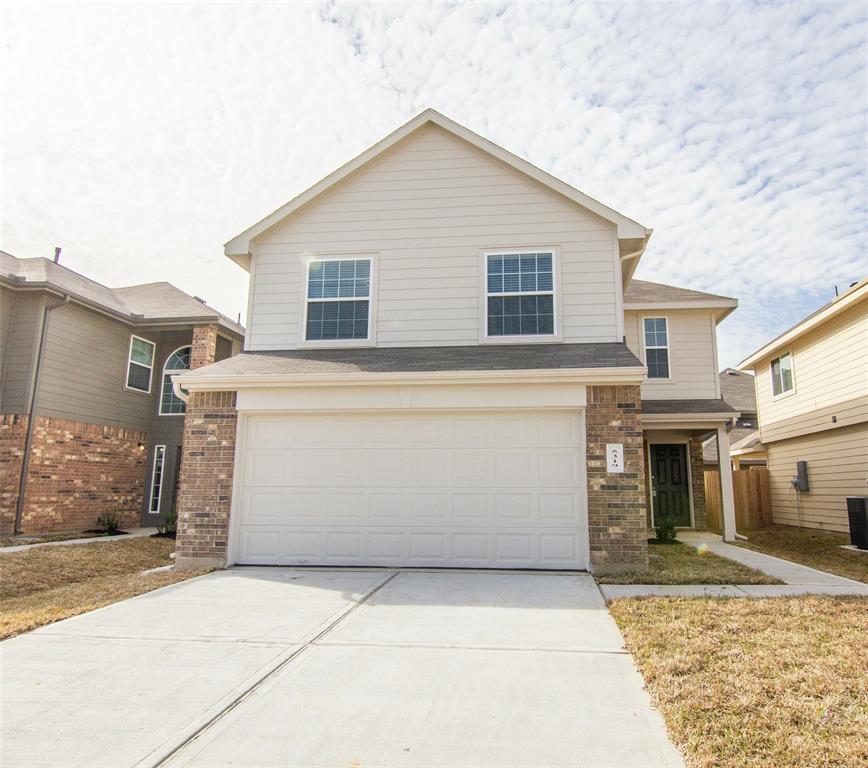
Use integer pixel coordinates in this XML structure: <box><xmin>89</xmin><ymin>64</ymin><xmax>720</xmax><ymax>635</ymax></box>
<box><xmin>1</xmin><ymin>569</ymin><xmax>682</xmax><ymax>767</ymax></box>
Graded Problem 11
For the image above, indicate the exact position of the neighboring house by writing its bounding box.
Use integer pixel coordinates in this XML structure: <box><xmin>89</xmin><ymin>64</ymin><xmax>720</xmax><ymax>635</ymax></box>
<box><xmin>702</xmin><ymin>368</ymin><xmax>766</xmax><ymax>468</ymax></box>
<box><xmin>0</xmin><ymin>252</ymin><xmax>244</xmax><ymax>535</ymax></box>
<box><xmin>738</xmin><ymin>278</ymin><xmax>868</xmax><ymax>533</ymax></box>
<box><xmin>173</xmin><ymin>109</ymin><xmax>740</xmax><ymax>574</ymax></box>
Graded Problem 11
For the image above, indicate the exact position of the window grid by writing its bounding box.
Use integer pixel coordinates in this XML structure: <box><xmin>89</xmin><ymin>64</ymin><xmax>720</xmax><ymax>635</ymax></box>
<box><xmin>126</xmin><ymin>335</ymin><xmax>155</xmax><ymax>393</ymax></box>
<box><xmin>486</xmin><ymin>252</ymin><xmax>555</xmax><ymax>337</ymax></box>
<box><xmin>148</xmin><ymin>445</ymin><xmax>166</xmax><ymax>514</ymax></box>
<box><xmin>160</xmin><ymin>346</ymin><xmax>191</xmax><ymax>415</ymax></box>
<box><xmin>305</xmin><ymin>258</ymin><xmax>372</xmax><ymax>341</ymax></box>
<box><xmin>643</xmin><ymin>317</ymin><xmax>670</xmax><ymax>379</ymax></box>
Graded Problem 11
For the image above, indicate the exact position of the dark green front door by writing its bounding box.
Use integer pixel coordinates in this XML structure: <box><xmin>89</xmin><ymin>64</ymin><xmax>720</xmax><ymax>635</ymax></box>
<box><xmin>650</xmin><ymin>444</ymin><xmax>691</xmax><ymax>527</ymax></box>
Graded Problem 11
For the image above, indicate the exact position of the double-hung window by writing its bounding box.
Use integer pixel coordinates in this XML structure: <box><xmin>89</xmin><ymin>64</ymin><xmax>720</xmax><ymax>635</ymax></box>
<box><xmin>305</xmin><ymin>258</ymin><xmax>371</xmax><ymax>341</ymax></box>
<box><xmin>643</xmin><ymin>318</ymin><xmax>670</xmax><ymax>379</ymax></box>
<box><xmin>126</xmin><ymin>335</ymin><xmax>155</xmax><ymax>392</ymax></box>
<box><xmin>770</xmin><ymin>351</ymin><xmax>794</xmax><ymax>396</ymax></box>
<box><xmin>486</xmin><ymin>252</ymin><xmax>555</xmax><ymax>337</ymax></box>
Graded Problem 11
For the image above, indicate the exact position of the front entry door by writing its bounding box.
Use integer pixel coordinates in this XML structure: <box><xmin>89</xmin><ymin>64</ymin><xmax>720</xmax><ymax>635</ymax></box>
<box><xmin>650</xmin><ymin>444</ymin><xmax>691</xmax><ymax>527</ymax></box>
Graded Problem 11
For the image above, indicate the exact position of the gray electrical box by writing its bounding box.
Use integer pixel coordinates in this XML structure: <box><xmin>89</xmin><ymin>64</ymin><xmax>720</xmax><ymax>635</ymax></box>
<box><xmin>795</xmin><ymin>460</ymin><xmax>810</xmax><ymax>492</ymax></box>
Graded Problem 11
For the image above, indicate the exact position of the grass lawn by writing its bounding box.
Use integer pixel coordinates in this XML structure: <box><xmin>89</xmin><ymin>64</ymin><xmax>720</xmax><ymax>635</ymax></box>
<box><xmin>738</xmin><ymin>525</ymin><xmax>868</xmax><ymax>583</ymax></box>
<box><xmin>0</xmin><ymin>538</ymin><xmax>209</xmax><ymax>639</ymax></box>
<box><xmin>611</xmin><ymin>596</ymin><xmax>868</xmax><ymax>768</ymax></box>
<box><xmin>596</xmin><ymin>541</ymin><xmax>782</xmax><ymax>585</ymax></box>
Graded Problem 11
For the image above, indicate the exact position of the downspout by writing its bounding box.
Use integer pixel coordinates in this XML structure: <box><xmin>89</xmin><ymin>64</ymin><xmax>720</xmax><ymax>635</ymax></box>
<box><xmin>14</xmin><ymin>294</ymin><xmax>70</xmax><ymax>534</ymax></box>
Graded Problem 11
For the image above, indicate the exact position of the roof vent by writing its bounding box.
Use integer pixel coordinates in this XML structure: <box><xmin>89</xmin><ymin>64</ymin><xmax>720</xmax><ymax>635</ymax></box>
<box><xmin>193</xmin><ymin>295</ymin><xmax>207</xmax><ymax>304</ymax></box>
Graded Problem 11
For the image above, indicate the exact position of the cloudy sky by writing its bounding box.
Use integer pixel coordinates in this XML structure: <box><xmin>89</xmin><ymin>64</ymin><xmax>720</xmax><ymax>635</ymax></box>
<box><xmin>2</xmin><ymin>1</ymin><xmax>866</xmax><ymax>366</ymax></box>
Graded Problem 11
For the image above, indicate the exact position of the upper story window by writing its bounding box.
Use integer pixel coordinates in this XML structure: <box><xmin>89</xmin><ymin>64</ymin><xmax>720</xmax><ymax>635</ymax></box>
<box><xmin>126</xmin><ymin>335</ymin><xmax>155</xmax><ymax>393</ymax></box>
<box><xmin>305</xmin><ymin>258</ymin><xmax>371</xmax><ymax>341</ymax></box>
<box><xmin>770</xmin><ymin>351</ymin><xmax>794</xmax><ymax>396</ymax></box>
<box><xmin>160</xmin><ymin>346</ymin><xmax>191</xmax><ymax>415</ymax></box>
<box><xmin>643</xmin><ymin>317</ymin><xmax>670</xmax><ymax>379</ymax></box>
<box><xmin>485</xmin><ymin>252</ymin><xmax>555</xmax><ymax>337</ymax></box>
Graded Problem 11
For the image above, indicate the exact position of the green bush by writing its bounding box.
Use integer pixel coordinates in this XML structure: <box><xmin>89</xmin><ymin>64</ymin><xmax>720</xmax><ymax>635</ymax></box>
<box><xmin>654</xmin><ymin>516</ymin><xmax>678</xmax><ymax>544</ymax></box>
<box><xmin>157</xmin><ymin>508</ymin><xmax>177</xmax><ymax>536</ymax></box>
<box><xmin>95</xmin><ymin>511</ymin><xmax>122</xmax><ymax>534</ymax></box>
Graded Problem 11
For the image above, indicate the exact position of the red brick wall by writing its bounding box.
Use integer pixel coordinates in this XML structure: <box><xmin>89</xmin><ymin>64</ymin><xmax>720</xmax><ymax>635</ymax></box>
<box><xmin>10</xmin><ymin>417</ymin><xmax>147</xmax><ymax>534</ymax></box>
<box><xmin>0</xmin><ymin>414</ymin><xmax>28</xmax><ymax>536</ymax></box>
<box><xmin>586</xmin><ymin>385</ymin><xmax>648</xmax><ymax>573</ymax></box>
<box><xmin>688</xmin><ymin>434</ymin><xmax>708</xmax><ymax>530</ymax></box>
<box><xmin>191</xmin><ymin>325</ymin><xmax>218</xmax><ymax>370</ymax></box>
<box><xmin>175</xmin><ymin>391</ymin><xmax>237</xmax><ymax>568</ymax></box>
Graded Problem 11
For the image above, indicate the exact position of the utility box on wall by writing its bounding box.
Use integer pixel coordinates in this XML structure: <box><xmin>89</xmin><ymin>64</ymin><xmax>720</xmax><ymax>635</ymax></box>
<box><xmin>794</xmin><ymin>460</ymin><xmax>810</xmax><ymax>492</ymax></box>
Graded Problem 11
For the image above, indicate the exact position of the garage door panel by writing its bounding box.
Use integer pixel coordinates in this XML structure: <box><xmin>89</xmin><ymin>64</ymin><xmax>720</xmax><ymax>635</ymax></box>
<box><xmin>235</xmin><ymin>411</ymin><xmax>587</xmax><ymax>569</ymax></box>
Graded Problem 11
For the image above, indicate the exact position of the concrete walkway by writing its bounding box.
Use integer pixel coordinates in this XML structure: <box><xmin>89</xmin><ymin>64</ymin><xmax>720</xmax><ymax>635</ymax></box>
<box><xmin>599</xmin><ymin>532</ymin><xmax>868</xmax><ymax>600</ymax></box>
<box><xmin>1</xmin><ymin>568</ymin><xmax>683</xmax><ymax>768</ymax></box>
<box><xmin>0</xmin><ymin>527</ymin><xmax>158</xmax><ymax>553</ymax></box>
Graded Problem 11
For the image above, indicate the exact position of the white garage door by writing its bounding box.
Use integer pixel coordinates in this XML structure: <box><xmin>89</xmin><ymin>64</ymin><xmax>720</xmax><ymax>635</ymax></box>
<box><xmin>234</xmin><ymin>411</ymin><xmax>587</xmax><ymax>569</ymax></box>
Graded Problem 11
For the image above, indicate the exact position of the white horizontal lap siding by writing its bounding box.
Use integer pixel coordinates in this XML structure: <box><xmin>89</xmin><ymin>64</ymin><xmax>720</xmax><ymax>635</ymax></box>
<box><xmin>248</xmin><ymin>125</ymin><xmax>619</xmax><ymax>350</ymax></box>
<box><xmin>624</xmin><ymin>309</ymin><xmax>719</xmax><ymax>400</ymax></box>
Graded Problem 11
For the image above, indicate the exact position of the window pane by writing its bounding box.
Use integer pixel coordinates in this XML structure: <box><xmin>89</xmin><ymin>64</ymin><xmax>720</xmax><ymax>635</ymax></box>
<box><xmin>130</xmin><ymin>337</ymin><xmax>154</xmax><ymax>365</ymax></box>
<box><xmin>306</xmin><ymin>300</ymin><xmax>369</xmax><ymax>341</ymax></box>
<box><xmin>308</xmin><ymin>259</ymin><xmax>371</xmax><ymax>302</ymax></box>
<box><xmin>646</xmin><ymin>348</ymin><xmax>670</xmax><ymax>379</ymax></box>
<box><xmin>161</xmin><ymin>373</ymin><xmax>187</xmax><ymax>414</ymax></box>
<box><xmin>149</xmin><ymin>446</ymin><xmax>165</xmax><ymax>513</ymax></box>
<box><xmin>779</xmin><ymin>353</ymin><xmax>794</xmax><ymax>392</ymax></box>
<box><xmin>165</xmin><ymin>347</ymin><xmax>191</xmax><ymax>371</ymax></box>
<box><xmin>488</xmin><ymin>294</ymin><xmax>554</xmax><ymax>336</ymax></box>
<box><xmin>127</xmin><ymin>362</ymin><xmax>151</xmax><ymax>392</ymax></box>
<box><xmin>644</xmin><ymin>318</ymin><xmax>667</xmax><ymax>347</ymax></box>
<box><xmin>771</xmin><ymin>357</ymin><xmax>782</xmax><ymax>395</ymax></box>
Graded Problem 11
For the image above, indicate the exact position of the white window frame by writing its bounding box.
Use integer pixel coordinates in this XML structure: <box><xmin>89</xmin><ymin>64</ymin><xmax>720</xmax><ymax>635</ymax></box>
<box><xmin>125</xmin><ymin>335</ymin><xmax>155</xmax><ymax>394</ymax></box>
<box><xmin>770</xmin><ymin>351</ymin><xmax>795</xmax><ymax>398</ymax></box>
<box><xmin>159</xmin><ymin>345</ymin><xmax>192</xmax><ymax>416</ymax></box>
<box><xmin>297</xmin><ymin>254</ymin><xmax>377</xmax><ymax>348</ymax></box>
<box><xmin>148</xmin><ymin>444</ymin><xmax>166</xmax><ymax>514</ymax></box>
<box><xmin>479</xmin><ymin>248</ymin><xmax>562</xmax><ymax>344</ymax></box>
<box><xmin>642</xmin><ymin>316</ymin><xmax>672</xmax><ymax>380</ymax></box>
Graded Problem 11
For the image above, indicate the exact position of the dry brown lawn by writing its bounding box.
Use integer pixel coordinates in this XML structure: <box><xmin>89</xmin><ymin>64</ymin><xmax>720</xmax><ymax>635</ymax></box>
<box><xmin>738</xmin><ymin>525</ymin><xmax>868</xmax><ymax>583</ymax></box>
<box><xmin>611</xmin><ymin>596</ymin><xmax>868</xmax><ymax>768</ymax></box>
<box><xmin>596</xmin><ymin>541</ymin><xmax>781</xmax><ymax>584</ymax></box>
<box><xmin>0</xmin><ymin>537</ymin><xmax>208</xmax><ymax>639</ymax></box>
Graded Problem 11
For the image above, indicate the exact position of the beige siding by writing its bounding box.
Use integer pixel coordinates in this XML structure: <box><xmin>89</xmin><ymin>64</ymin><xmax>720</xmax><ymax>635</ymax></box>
<box><xmin>38</xmin><ymin>302</ymin><xmax>156</xmax><ymax>430</ymax></box>
<box><xmin>766</xmin><ymin>423</ymin><xmax>868</xmax><ymax>532</ymax></box>
<box><xmin>248</xmin><ymin>124</ymin><xmax>620</xmax><ymax>350</ymax></box>
<box><xmin>624</xmin><ymin>309</ymin><xmax>720</xmax><ymax>400</ymax></box>
<box><xmin>754</xmin><ymin>298</ymin><xmax>868</xmax><ymax>440</ymax></box>
<box><xmin>0</xmin><ymin>290</ymin><xmax>43</xmax><ymax>414</ymax></box>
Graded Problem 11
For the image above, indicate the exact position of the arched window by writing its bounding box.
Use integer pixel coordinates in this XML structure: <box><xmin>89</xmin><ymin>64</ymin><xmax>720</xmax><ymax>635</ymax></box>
<box><xmin>160</xmin><ymin>346</ymin><xmax>191</xmax><ymax>415</ymax></box>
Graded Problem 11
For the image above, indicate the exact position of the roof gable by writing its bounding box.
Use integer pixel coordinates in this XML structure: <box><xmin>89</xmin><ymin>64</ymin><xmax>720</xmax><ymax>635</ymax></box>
<box><xmin>224</xmin><ymin>109</ymin><xmax>650</xmax><ymax>268</ymax></box>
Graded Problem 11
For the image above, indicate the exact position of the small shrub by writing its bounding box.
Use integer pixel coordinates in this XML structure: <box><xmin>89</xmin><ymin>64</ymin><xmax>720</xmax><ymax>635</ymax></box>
<box><xmin>654</xmin><ymin>516</ymin><xmax>678</xmax><ymax>544</ymax></box>
<box><xmin>157</xmin><ymin>508</ymin><xmax>177</xmax><ymax>537</ymax></box>
<box><xmin>95</xmin><ymin>511</ymin><xmax>122</xmax><ymax>534</ymax></box>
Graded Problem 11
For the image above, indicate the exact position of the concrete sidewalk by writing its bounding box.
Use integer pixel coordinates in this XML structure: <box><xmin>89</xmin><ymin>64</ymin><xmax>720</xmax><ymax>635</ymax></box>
<box><xmin>0</xmin><ymin>527</ymin><xmax>158</xmax><ymax>554</ymax></box>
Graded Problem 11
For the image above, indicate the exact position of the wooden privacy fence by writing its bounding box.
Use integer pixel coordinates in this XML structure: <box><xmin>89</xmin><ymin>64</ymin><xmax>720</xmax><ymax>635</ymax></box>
<box><xmin>704</xmin><ymin>468</ymin><xmax>771</xmax><ymax>532</ymax></box>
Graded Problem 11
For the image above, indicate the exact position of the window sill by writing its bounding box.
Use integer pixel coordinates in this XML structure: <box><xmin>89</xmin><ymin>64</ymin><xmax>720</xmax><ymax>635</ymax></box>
<box><xmin>479</xmin><ymin>335</ymin><xmax>562</xmax><ymax>345</ymax></box>
<box><xmin>296</xmin><ymin>338</ymin><xmax>377</xmax><ymax>349</ymax></box>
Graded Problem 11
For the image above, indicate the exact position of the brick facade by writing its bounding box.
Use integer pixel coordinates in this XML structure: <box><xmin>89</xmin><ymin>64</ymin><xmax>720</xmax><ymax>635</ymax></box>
<box><xmin>586</xmin><ymin>385</ymin><xmax>648</xmax><ymax>573</ymax></box>
<box><xmin>174</xmin><ymin>391</ymin><xmax>237</xmax><ymax>569</ymax></box>
<box><xmin>688</xmin><ymin>434</ymin><xmax>708</xmax><ymax>530</ymax></box>
<box><xmin>2</xmin><ymin>416</ymin><xmax>147</xmax><ymax>535</ymax></box>
<box><xmin>0</xmin><ymin>414</ymin><xmax>28</xmax><ymax>536</ymax></box>
<box><xmin>191</xmin><ymin>325</ymin><xmax>218</xmax><ymax>370</ymax></box>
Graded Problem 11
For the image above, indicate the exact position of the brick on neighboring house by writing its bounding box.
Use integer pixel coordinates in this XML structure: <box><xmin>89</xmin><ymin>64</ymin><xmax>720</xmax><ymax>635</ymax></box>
<box><xmin>0</xmin><ymin>414</ymin><xmax>28</xmax><ymax>536</ymax></box>
<box><xmin>191</xmin><ymin>325</ymin><xmax>218</xmax><ymax>370</ymax></box>
<box><xmin>174</xmin><ymin>391</ymin><xmax>237</xmax><ymax>569</ymax></box>
<box><xmin>586</xmin><ymin>384</ymin><xmax>648</xmax><ymax>573</ymax></box>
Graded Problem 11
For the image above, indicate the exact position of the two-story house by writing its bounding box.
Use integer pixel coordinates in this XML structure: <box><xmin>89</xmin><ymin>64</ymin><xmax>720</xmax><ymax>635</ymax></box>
<box><xmin>0</xmin><ymin>251</ymin><xmax>244</xmax><ymax>536</ymax></box>
<box><xmin>738</xmin><ymin>278</ymin><xmax>868</xmax><ymax>533</ymax></box>
<box><xmin>173</xmin><ymin>110</ymin><xmax>739</xmax><ymax>573</ymax></box>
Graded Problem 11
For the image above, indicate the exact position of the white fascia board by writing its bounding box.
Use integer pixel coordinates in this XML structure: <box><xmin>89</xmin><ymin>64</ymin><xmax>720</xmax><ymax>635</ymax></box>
<box><xmin>738</xmin><ymin>279</ymin><xmax>867</xmax><ymax>370</ymax></box>
<box><xmin>641</xmin><ymin>411</ymin><xmax>740</xmax><ymax>426</ymax></box>
<box><xmin>625</xmin><ymin>299</ymin><xmax>738</xmax><ymax>323</ymax></box>
<box><xmin>224</xmin><ymin>108</ymin><xmax>650</xmax><ymax>261</ymax></box>
<box><xmin>176</xmin><ymin>365</ymin><xmax>648</xmax><ymax>392</ymax></box>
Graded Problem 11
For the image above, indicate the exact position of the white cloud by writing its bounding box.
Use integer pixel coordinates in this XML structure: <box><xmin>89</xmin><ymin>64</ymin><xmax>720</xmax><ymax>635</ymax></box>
<box><xmin>2</xmin><ymin>1</ymin><xmax>865</xmax><ymax>366</ymax></box>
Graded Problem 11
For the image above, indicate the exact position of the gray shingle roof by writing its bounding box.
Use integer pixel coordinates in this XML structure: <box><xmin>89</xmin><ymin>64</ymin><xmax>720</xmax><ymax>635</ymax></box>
<box><xmin>624</xmin><ymin>279</ymin><xmax>736</xmax><ymax>305</ymax></box>
<box><xmin>182</xmin><ymin>342</ymin><xmax>643</xmax><ymax>378</ymax></box>
<box><xmin>702</xmin><ymin>426</ymin><xmax>759</xmax><ymax>463</ymax></box>
<box><xmin>718</xmin><ymin>368</ymin><xmax>757</xmax><ymax>413</ymax></box>
<box><xmin>641</xmin><ymin>398</ymin><xmax>738</xmax><ymax>415</ymax></box>
<box><xmin>1</xmin><ymin>251</ymin><xmax>243</xmax><ymax>336</ymax></box>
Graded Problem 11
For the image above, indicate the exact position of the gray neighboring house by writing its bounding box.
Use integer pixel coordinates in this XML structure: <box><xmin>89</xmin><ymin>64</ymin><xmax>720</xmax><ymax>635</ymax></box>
<box><xmin>0</xmin><ymin>251</ymin><xmax>244</xmax><ymax>535</ymax></box>
<box><xmin>703</xmin><ymin>368</ymin><xmax>765</xmax><ymax>468</ymax></box>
